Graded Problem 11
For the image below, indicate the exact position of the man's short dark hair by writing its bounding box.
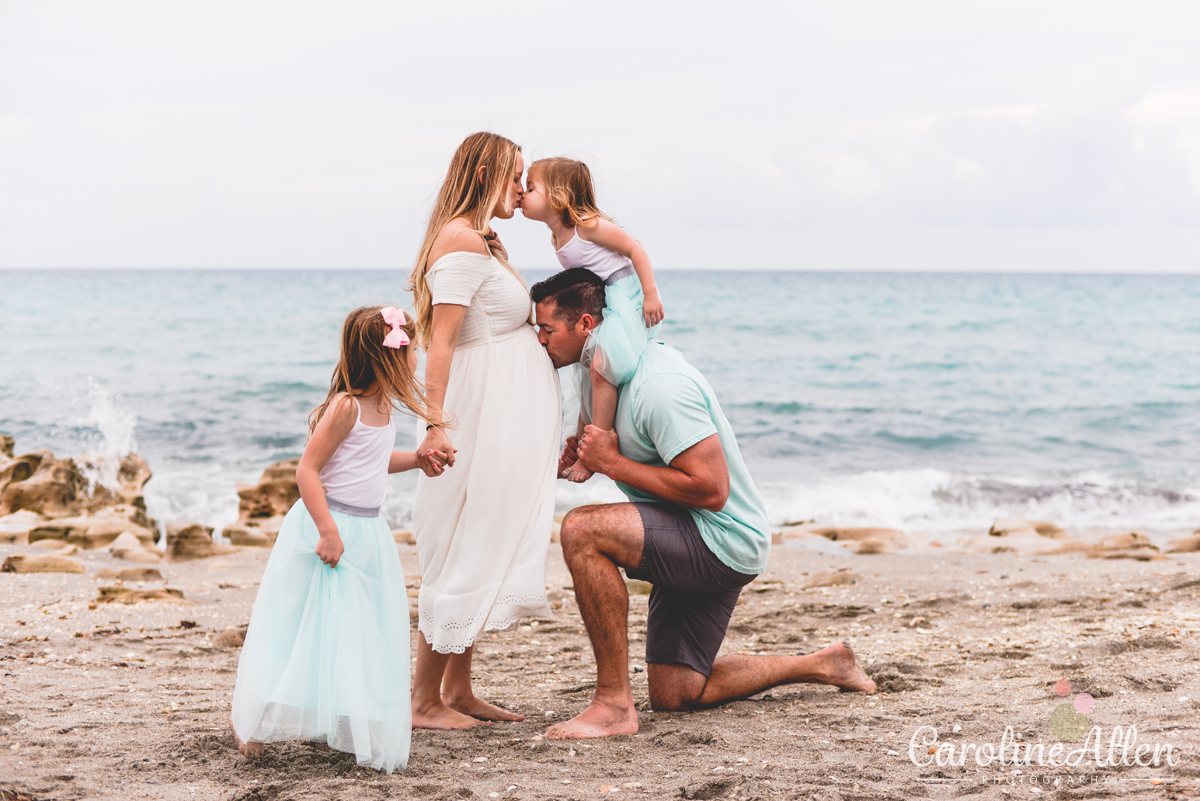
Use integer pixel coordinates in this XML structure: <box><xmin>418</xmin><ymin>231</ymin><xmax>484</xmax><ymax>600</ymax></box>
<box><xmin>530</xmin><ymin>268</ymin><xmax>606</xmax><ymax>326</ymax></box>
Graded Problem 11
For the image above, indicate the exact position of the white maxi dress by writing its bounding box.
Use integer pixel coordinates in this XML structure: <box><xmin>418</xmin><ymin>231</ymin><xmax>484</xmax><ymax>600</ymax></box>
<box><xmin>414</xmin><ymin>252</ymin><xmax>562</xmax><ymax>654</ymax></box>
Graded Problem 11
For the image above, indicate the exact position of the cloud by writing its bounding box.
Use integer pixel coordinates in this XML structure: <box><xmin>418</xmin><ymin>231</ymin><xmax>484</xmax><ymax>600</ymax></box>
<box><xmin>1</xmin><ymin>0</ymin><xmax>1199</xmax><ymax>269</ymax></box>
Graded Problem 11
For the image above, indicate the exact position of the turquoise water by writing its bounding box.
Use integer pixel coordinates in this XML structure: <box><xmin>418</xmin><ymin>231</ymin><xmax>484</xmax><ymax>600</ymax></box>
<box><xmin>3</xmin><ymin>269</ymin><xmax>1200</xmax><ymax>541</ymax></box>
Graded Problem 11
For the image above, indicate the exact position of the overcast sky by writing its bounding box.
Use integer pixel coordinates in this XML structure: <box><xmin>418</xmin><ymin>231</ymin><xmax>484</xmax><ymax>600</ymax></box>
<box><xmin>2</xmin><ymin>1</ymin><xmax>1199</xmax><ymax>271</ymax></box>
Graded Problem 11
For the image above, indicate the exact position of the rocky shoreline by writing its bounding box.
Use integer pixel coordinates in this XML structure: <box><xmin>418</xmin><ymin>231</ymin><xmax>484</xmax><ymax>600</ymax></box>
<box><xmin>4</xmin><ymin>435</ymin><xmax>1197</xmax><ymax>575</ymax></box>
<box><xmin>0</xmin><ymin>437</ymin><xmax>421</xmax><ymax>575</ymax></box>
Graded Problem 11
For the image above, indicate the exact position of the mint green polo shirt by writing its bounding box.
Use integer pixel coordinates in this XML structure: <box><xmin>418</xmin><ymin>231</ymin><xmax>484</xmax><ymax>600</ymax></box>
<box><xmin>612</xmin><ymin>341</ymin><xmax>771</xmax><ymax>575</ymax></box>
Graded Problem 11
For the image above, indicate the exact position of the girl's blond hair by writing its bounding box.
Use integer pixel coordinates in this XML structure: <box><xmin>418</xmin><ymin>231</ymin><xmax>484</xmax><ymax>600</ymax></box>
<box><xmin>309</xmin><ymin>306</ymin><xmax>437</xmax><ymax>435</ymax></box>
<box><xmin>529</xmin><ymin>157</ymin><xmax>612</xmax><ymax>231</ymax></box>
<box><xmin>409</xmin><ymin>132</ymin><xmax>526</xmax><ymax>348</ymax></box>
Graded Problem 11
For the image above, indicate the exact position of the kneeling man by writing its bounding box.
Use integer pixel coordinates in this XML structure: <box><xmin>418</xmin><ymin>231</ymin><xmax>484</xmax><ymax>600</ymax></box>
<box><xmin>532</xmin><ymin>269</ymin><xmax>876</xmax><ymax>740</ymax></box>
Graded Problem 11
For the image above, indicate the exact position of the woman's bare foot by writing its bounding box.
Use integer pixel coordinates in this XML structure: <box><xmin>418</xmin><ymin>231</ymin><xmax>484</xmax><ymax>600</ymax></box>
<box><xmin>818</xmin><ymin>641</ymin><xmax>877</xmax><ymax>693</ymax></box>
<box><xmin>565</xmin><ymin>460</ymin><xmax>593</xmax><ymax>484</ymax></box>
<box><xmin>412</xmin><ymin>699</ymin><xmax>489</xmax><ymax>729</ymax></box>
<box><xmin>229</xmin><ymin>718</ymin><xmax>264</xmax><ymax>759</ymax></box>
<box><xmin>446</xmin><ymin>694</ymin><xmax>525</xmax><ymax>722</ymax></box>
<box><xmin>545</xmin><ymin>697</ymin><xmax>638</xmax><ymax>740</ymax></box>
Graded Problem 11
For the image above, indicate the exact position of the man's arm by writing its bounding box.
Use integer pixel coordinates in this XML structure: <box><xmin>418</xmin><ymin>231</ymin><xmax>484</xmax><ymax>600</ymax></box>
<box><xmin>576</xmin><ymin>425</ymin><xmax>730</xmax><ymax>512</ymax></box>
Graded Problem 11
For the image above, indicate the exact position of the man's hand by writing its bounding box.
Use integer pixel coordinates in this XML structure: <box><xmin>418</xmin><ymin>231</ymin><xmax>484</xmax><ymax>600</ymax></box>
<box><xmin>558</xmin><ymin>436</ymin><xmax>580</xmax><ymax>479</ymax></box>
<box><xmin>577</xmin><ymin>425</ymin><xmax>622</xmax><ymax>477</ymax></box>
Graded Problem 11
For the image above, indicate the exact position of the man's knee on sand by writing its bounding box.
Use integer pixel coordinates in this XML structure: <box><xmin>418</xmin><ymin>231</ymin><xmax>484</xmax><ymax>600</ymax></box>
<box><xmin>647</xmin><ymin>664</ymin><xmax>707</xmax><ymax>712</ymax></box>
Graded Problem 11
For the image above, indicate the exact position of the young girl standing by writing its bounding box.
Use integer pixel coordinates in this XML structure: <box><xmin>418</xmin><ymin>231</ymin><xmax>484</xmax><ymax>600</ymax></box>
<box><xmin>520</xmin><ymin>157</ymin><xmax>665</xmax><ymax>482</ymax></box>
<box><xmin>230</xmin><ymin>306</ymin><xmax>445</xmax><ymax>774</ymax></box>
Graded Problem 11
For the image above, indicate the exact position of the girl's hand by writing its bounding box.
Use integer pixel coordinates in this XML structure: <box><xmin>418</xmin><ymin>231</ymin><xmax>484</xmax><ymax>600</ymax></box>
<box><xmin>642</xmin><ymin>289</ymin><xmax>664</xmax><ymax>327</ymax></box>
<box><xmin>417</xmin><ymin>427</ymin><xmax>455</xmax><ymax>474</ymax></box>
<box><xmin>316</xmin><ymin>529</ymin><xmax>344</xmax><ymax>568</ymax></box>
<box><xmin>419</xmin><ymin>448</ymin><xmax>454</xmax><ymax>477</ymax></box>
<box><xmin>558</xmin><ymin>435</ymin><xmax>580</xmax><ymax>478</ymax></box>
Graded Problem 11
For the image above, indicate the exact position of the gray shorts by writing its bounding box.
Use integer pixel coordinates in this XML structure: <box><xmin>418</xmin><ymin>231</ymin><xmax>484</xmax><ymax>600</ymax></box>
<box><xmin>625</xmin><ymin>503</ymin><xmax>757</xmax><ymax>677</ymax></box>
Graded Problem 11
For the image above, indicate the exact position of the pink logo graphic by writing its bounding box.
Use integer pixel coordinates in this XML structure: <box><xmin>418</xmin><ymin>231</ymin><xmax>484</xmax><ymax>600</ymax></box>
<box><xmin>1050</xmin><ymin>679</ymin><xmax>1095</xmax><ymax>742</ymax></box>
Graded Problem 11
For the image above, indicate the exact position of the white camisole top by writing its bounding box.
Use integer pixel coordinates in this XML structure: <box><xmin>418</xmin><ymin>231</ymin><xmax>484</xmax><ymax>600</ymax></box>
<box><xmin>318</xmin><ymin>397</ymin><xmax>395</xmax><ymax>510</ymax></box>
<box><xmin>555</xmin><ymin>228</ymin><xmax>633</xmax><ymax>281</ymax></box>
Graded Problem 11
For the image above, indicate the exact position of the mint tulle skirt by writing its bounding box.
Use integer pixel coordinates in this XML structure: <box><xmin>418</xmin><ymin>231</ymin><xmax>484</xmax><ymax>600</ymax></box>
<box><xmin>230</xmin><ymin>500</ymin><xmax>411</xmax><ymax>773</ymax></box>
<box><xmin>578</xmin><ymin>273</ymin><xmax>657</xmax><ymax>422</ymax></box>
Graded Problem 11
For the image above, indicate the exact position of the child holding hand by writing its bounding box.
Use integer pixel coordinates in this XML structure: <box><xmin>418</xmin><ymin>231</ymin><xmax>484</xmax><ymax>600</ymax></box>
<box><xmin>230</xmin><ymin>306</ymin><xmax>448</xmax><ymax>774</ymax></box>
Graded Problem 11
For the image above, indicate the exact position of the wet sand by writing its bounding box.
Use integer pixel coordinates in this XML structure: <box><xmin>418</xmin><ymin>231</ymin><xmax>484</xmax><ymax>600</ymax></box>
<box><xmin>0</xmin><ymin>540</ymin><xmax>1197</xmax><ymax>800</ymax></box>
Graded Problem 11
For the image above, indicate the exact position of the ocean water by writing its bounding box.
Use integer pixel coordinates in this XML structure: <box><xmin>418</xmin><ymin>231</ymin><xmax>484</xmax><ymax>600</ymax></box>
<box><xmin>3</xmin><ymin>269</ymin><xmax>1200</xmax><ymax>545</ymax></box>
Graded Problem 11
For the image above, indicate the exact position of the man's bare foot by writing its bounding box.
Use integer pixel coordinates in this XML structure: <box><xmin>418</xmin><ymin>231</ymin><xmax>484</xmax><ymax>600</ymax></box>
<box><xmin>565</xmin><ymin>460</ymin><xmax>593</xmax><ymax>484</ymax></box>
<box><xmin>545</xmin><ymin>698</ymin><xmax>638</xmax><ymax>740</ymax></box>
<box><xmin>816</xmin><ymin>641</ymin><xmax>877</xmax><ymax>693</ymax></box>
<box><xmin>412</xmin><ymin>700</ymin><xmax>489</xmax><ymax>729</ymax></box>
<box><xmin>229</xmin><ymin>718</ymin><xmax>264</xmax><ymax>759</ymax></box>
<box><xmin>446</xmin><ymin>694</ymin><xmax>525</xmax><ymax>722</ymax></box>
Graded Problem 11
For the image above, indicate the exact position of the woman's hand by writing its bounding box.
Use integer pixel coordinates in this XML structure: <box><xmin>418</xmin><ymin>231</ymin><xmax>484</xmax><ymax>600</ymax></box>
<box><xmin>418</xmin><ymin>448</ymin><xmax>455</xmax><ymax>477</ymax></box>
<box><xmin>642</xmin><ymin>288</ymin><xmax>664</xmax><ymax>327</ymax></box>
<box><xmin>316</xmin><ymin>528</ymin><xmax>344</xmax><ymax>568</ymax></box>
<box><xmin>416</xmin><ymin>426</ymin><xmax>456</xmax><ymax>475</ymax></box>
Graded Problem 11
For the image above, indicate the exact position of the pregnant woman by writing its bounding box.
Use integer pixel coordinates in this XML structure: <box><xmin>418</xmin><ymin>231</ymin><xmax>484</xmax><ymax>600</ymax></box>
<box><xmin>408</xmin><ymin>132</ymin><xmax>562</xmax><ymax>729</ymax></box>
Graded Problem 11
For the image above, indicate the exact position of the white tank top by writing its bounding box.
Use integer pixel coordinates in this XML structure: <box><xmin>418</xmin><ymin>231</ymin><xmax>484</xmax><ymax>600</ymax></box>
<box><xmin>555</xmin><ymin>228</ymin><xmax>633</xmax><ymax>281</ymax></box>
<box><xmin>318</xmin><ymin>397</ymin><xmax>395</xmax><ymax>510</ymax></box>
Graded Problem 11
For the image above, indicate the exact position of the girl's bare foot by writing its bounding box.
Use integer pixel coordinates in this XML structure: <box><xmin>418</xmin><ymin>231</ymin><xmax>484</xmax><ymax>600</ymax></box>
<box><xmin>412</xmin><ymin>699</ymin><xmax>489</xmax><ymax>729</ymax></box>
<box><xmin>565</xmin><ymin>461</ymin><xmax>593</xmax><ymax>483</ymax></box>
<box><xmin>229</xmin><ymin>718</ymin><xmax>264</xmax><ymax>759</ymax></box>
<box><xmin>446</xmin><ymin>694</ymin><xmax>525</xmax><ymax>722</ymax></box>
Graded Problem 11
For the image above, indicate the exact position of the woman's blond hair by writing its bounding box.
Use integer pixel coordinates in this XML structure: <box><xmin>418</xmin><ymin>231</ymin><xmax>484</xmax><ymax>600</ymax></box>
<box><xmin>309</xmin><ymin>306</ymin><xmax>437</xmax><ymax>435</ymax></box>
<box><xmin>409</xmin><ymin>132</ymin><xmax>526</xmax><ymax>348</ymax></box>
<box><xmin>529</xmin><ymin>157</ymin><xmax>612</xmax><ymax>231</ymax></box>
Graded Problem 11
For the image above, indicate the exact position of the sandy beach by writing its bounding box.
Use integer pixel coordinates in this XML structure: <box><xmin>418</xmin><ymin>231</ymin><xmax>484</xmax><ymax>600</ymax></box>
<box><xmin>1</xmin><ymin>534</ymin><xmax>1197</xmax><ymax>800</ymax></box>
<box><xmin>7</xmin><ymin>3</ymin><xmax>1200</xmax><ymax>798</ymax></box>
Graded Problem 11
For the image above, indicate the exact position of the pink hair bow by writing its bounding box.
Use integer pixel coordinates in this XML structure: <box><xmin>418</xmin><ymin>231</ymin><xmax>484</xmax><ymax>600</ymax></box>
<box><xmin>381</xmin><ymin>307</ymin><xmax>410</xmax><ymax>348</ymax></box>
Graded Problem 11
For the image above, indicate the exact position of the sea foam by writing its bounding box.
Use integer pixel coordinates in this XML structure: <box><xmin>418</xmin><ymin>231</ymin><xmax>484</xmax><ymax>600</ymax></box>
<box><xmin>78</xmin><ymin>378</ymin><xmax>138</xmax><ymax>493</ymax></box>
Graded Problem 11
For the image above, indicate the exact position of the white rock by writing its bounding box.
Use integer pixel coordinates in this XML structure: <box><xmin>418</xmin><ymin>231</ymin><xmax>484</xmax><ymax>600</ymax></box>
<box><xmin>107</xmin><ymin>531</ymin><xmax>143</xmax><ymax>551</ymax></box>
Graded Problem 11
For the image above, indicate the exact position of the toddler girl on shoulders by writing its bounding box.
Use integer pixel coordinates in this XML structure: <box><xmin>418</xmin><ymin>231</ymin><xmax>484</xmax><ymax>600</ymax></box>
<box><xmin>521</xmin><ymin>157</ymin><xmax>664</xmax><ymax>482</ymax></box>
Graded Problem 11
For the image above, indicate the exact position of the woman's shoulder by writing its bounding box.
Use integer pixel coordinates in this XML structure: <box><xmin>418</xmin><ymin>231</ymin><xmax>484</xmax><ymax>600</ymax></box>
<box><xmin>429</xmin><ymin>250</ymin><xmax>497</xmax><ymax>274</ymax></box>
<box><xmin>428</xmin><ymin>222</ymin><xmax>492</xmax><ymax>270</ymax></box>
